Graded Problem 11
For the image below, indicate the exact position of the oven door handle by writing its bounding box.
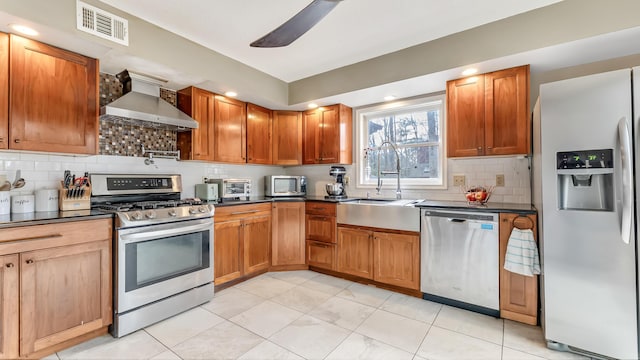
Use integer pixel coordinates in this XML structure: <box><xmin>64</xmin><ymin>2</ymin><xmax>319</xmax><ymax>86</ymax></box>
<box><xmin>119</xmin><ymin>222</ymin><xmax>213</xmax><ymax>244</ymax></box>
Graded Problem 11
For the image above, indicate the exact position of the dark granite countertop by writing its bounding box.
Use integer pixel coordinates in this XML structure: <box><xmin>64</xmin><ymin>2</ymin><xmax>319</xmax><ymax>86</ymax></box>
<box><xmin>0</xmin><ymin>210</ymin><xmax>114</xmax><ymax>229</ymax></box>
<box><xmin>415</xmin><ymin>200</ymin><xmax>536</xmax><ymax>214</ymax></box>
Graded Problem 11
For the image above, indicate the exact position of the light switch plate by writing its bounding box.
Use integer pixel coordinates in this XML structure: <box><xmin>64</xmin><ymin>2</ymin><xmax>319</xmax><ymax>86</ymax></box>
<box><xmin>496</xmin><ymin>174</ymin><xmax>505</xmax><ymax>187</ymax></box>
<box><xmin>453</xmin><ymin>175</ymin><xmax>466</xmax><ymax>187</ymax></box>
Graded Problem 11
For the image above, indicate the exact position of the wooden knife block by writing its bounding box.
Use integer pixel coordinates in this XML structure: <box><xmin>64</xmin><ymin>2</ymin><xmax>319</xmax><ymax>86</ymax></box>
<box><xmin>59</xmin><ymin>182</ymin><xmax>91</xmax><ymax>211</ymax></box>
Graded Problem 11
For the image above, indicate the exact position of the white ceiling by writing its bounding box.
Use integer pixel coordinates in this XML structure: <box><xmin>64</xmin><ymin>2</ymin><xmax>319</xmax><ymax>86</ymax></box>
<box><xmin>98</xmin><ymin>0</ymin><xmax>562</xmax><ymax>82</ymax></box>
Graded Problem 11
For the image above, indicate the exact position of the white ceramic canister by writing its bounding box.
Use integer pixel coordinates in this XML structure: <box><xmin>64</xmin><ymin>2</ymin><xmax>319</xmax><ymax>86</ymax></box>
<box><xmin>35</xmin><ymin>189</ymin><xmax>59</xmax><ymax>212</ymax></box>
<box><xmin>12</xmin><ymin>195</ymin><xmax>35</xmax><ymax>214</ymax></box>
<box><xmin>0</xmin><ymin>191</ymin><xmax>10</xmax><ymax>215</ymax></box>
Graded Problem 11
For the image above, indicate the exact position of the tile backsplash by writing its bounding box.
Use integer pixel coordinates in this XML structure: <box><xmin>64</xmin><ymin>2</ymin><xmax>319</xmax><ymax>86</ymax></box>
<box><xmin>98</xmin><ymin>73</ymin><xmax>179</xmax><ymax>156</ymax></box>
<box><xmin>288</xmin><ymin>156</ymin><xmax>531</xmax><ymax>204</ymax></box>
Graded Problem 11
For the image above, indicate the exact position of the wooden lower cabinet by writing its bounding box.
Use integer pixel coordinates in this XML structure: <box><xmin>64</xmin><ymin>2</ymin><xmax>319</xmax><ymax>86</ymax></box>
<box><xmin>271</xmin><ymin>202</ymin><xmax>305</xmax><ymax>267</ymax></box>
<box><xmin>337</xmin><ymin>226</ymin><xmax>420</xmax><ymax>290</ymax></box>
<box><xmin>499</xmin><ymin>213</ymin><xmax>538</xmax><ymax>325</ymax></box>
<box><xmin>214</xmin><ymin>219</ymin><xmax>243</xmax><ymax>285</ymax></box>
<box><xmin>373</xmin><ymin>232</ymin><xmax>420</xmax><ymax>290</ymax></box>
<box><xmin>0</xmin><ymin>218</ymin><xmax>112</xmax><ymax>359</ymax></box>
<box><xmin>306</xmin><ymin>240</ymin><xmax>335</xmax><ymax>270</ymax></box>
<box><xmin>214</xmin><ymin>203</ymin><xmax>272</xmax><ymax>286</ymax></box>
<box><xmin>0</xmin><ymin>254</ymin><xmax>18</xmax><ymax>359</ymax></box>
<box><xmin>243</xmin><ymin>214</ymin><xmax>271</xmax><ymax>274</ymax></box>
<box><xmin>337</xmin><ymin>227</ymin><xmax>373</xmax><ymax>279</ymax></box>
<box><xmin>20</xmin><ymin>241</ymin><xmax>111</xmax><ymax>356</ymax></box>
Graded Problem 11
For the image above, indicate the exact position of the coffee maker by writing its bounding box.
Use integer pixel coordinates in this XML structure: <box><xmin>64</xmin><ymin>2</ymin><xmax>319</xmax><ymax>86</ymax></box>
<box><xmin>325</xmin><ymin>166</ymin><xmax>347</xmax><ymax>199</ymax></box>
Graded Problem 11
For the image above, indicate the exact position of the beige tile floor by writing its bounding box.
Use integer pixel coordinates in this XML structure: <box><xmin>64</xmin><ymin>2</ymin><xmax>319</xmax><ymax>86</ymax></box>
<box><xmin>46</xmin><ymin>271</ymin><xmax>593</xmax><ymax>360</ymax></box>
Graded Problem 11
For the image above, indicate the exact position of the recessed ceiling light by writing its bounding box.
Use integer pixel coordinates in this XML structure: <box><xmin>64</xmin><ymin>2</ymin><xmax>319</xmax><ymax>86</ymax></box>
<box><xmin>224</xmin><ymin>91</ymin><xmax>237</xmax><ymax>97</ymax></box>
<box><xmin>384</xmin><ymin>95</ymin><xmax>396</xmax><ymax>101</ymax></box>
<box><xmin>308</xmin><ymin>103</ymin><xmax>318</xmax><ymax>109</ymax></box>
<box><xmin>9</xmin><ymin>24</ymin><xmax>38</xmax><ymax>36</ymax></box>
<box><xmin>462</xmin><ymin>68</ymin><xmax>478</xmax><ymax>76</ymax></box>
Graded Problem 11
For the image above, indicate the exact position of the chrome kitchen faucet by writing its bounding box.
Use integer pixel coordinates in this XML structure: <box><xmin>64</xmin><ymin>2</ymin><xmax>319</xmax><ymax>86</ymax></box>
<box><xmin>376</xmin><ymin>141</ymin><xmax>402</xmax><ymax>199</ymax></box>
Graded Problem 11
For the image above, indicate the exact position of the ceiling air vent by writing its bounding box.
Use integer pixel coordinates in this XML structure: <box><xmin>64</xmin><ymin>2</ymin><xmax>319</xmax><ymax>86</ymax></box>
<box><xmin>76</xmin><ymin>1</ymin><xmax>129</xmax><ymax>46</ymax></box>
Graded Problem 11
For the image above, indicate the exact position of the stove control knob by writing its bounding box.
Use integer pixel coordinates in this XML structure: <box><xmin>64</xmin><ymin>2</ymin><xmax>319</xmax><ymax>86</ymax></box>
<box><xmin>168</xmin><ymin>209</ymin><xmax>177</xmax><ymax>217</ymax></box>
<box><xmin>131</xmin><ymin>211</ymin><xmax>143</xmax><ymax>220</ymax></box>
<box><xmin>145</xmin><ymin>210</ymin><xmax>156</xmax><ymax>219</ymax></box>
<box><xmin>198</xmin><ymin>206</ymin><xmax>208</xmax><ymax>213</ymax></box>
<box><xmin>189</xmin><ymin>207</ymin><xmax>197</xmax><ymax>214</ymax></box>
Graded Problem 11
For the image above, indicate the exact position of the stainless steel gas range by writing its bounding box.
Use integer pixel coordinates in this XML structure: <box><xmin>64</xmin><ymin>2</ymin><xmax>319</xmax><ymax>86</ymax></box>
<box><xmin>90</xmin><ymin>173</ymin><xmax>215</xmax><ymax>338</ymax></box>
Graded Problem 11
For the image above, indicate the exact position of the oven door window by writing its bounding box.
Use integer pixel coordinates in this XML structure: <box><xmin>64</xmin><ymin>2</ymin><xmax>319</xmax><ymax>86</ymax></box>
<box><xmin>125</xmin><ymin>230</ymin><xmax>210</xmax><ymax>292</ymax></box>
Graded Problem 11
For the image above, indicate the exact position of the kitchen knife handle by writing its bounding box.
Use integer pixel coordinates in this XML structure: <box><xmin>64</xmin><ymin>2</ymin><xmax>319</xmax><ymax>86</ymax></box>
<box><xmin>618</xmin><ymin>116</ymin><xmax>633</xmax><ymax>245</ymax></box>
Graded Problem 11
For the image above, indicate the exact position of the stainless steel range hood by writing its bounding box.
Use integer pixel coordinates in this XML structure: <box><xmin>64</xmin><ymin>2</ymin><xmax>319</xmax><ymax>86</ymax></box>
<box><xmin>100</xmin><ymin>70</ymin><xmax>198</xmax><ymax>130</ymax></box>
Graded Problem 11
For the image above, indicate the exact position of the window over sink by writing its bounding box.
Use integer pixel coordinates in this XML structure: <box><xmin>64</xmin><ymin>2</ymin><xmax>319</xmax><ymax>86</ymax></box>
<box><xmin>356</xmin><ymin>94</ymin><xmax>445</xmax><ymax>189</ymax></box>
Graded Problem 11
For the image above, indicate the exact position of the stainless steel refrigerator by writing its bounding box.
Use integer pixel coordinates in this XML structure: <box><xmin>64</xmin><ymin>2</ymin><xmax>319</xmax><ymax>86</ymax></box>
<box><xmin>533</xmin><ymin>68</ymin><xmax>639</xmax><ymax>359</ymax></box>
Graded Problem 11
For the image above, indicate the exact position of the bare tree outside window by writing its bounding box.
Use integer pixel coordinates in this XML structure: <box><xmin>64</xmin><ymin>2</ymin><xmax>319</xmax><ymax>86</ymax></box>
<box><xmin>359</xmin><ymin>97</ymin><xmax>444</xmax><ymax>188</ymax></box>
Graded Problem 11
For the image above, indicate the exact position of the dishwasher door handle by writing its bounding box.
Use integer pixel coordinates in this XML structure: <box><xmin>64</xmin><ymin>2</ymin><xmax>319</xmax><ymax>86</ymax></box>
<box><xmin>448</xmin><ymin>218</ymin><xmax>466</xmax><ymax>223</ymax></box>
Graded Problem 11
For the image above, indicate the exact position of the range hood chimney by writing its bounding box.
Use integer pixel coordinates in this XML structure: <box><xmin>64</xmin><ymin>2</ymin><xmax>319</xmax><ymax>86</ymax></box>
<box><xmin>100</xmin><ymin>70</ymin><xmax>198</xmax><ymax>130</ymax></box>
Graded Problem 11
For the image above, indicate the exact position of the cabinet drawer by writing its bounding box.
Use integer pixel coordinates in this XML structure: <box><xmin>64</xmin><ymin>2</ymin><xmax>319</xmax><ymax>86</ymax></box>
<box><xmin>305</xmin><ymin>202</ymin><xmax>336</xmax><ymax>216</ymax></box>
<box><xmin>305</xmin><ymin>214</ymin><xmax>336</xmax><ymax>243</ymax></box>
<box><xmin>0</xmin><ymin>218</ymin><xmax>112</xmax><ymax>255</ymax></box>
<box><xmin>215</xmin><ymin>203</ymin><xmax>271</xmax><ymax>222</ymax></box>
<box><xmin>306</xmin><ymin>240</ymin><xmax>335</xmax><ymax>270</ymax></box>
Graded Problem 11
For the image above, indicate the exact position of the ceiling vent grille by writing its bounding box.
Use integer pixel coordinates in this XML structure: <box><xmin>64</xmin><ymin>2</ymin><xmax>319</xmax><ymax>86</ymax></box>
<box><xmin>76</xmin><ymin>1</ymin><xmax>129</xmax><ymax>46</ymax></box>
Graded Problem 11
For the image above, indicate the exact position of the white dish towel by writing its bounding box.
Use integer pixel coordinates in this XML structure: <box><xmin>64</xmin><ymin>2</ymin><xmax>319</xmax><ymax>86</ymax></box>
<box><xmin>504</xmin><ymin>228</ymin><xmax>541</xmax><ymax>277</ymax></box>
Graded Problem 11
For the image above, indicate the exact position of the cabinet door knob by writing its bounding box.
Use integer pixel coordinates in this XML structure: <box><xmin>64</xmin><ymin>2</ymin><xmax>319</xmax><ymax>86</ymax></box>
<box><xmin>0</xmin><ymin>137</ymin><xmax>4</xmax><ymax>142</ymax></box>
<box><xmin>477</xmin><ymin>147</ymin><xmax>482</xmax><ymax>150</ymax></box>
<box><xmin>25</xmin><ymin>259</ymin><xmax>34</xmax><ymax>264</ymax></box>
<box><xmin>5</xmin><ymin>263</ymin><xmax>14</xmax><ymax>268</ymax></box>
<box><xmin>487</xmin><ymin>146</ymin><xmax>492</xmax><ymax>150</ymax></box>
<box><xmin>14</xmin><ymin>139</ymin><xmax>21</xmax><ymax>144</ymax></box>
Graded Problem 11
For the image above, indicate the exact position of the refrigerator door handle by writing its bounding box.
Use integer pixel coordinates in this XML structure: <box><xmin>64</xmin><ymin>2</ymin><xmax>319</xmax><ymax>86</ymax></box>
<box><xmin>617</xmin><ymin>116</ymin><xmax>633</xmax><ymax>245</ymax></box>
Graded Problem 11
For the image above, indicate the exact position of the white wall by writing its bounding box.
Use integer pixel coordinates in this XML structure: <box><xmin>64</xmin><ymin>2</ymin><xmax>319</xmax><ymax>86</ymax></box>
<box><xmin>287</xmin><ymin>156</ymin><xmax>531</xmax><ymax>204</ymax></box>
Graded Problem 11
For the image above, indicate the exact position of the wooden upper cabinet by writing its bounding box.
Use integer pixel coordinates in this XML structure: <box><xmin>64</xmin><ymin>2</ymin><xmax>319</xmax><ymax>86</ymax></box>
<box><xmin>247</xmin><ymin>103</ymin><xmax>273</xmax><ymax>164</ymax></box>
<box><xmin>177</xmin><ymin>87</ymin><xmax>215</xmax><ymax>161</ymax></box>
<box><xmin>273</xmin><ymin>111</ymin><xmax>302</xmax><ymax>165</ymax></box>
<box><xmin>214</xmin><ymin>95</ymin><xmax>247</xmax><ymax>163</ymax></box>
<box><xmin>0</xmin><ymin>254</ymin><xmax>19</xmax><ymax>359</ymax></box>
<box><xmin>0</xmin><ymin>32</ymin><xmax>8</xmax><ymax>150</ymax></box>
<box><xmin>303</xmin><ymin>104</ymin><xmax>352</xmax><ymax>164</ymax></box>
<box><xmin>447</xmin><ymin>65</ymin><xmax>530</xmax><ymax>157</ymax></box>
<box><xmin>446</xmin><ymin>75</ymin><xmax>485</xmax><ymax>157</ymax></box>
<box><xmin>485</xmin><ymin>65</ymin><xmax>530</xmax><ymax>155</ymax></box>
<box><xmin>9</xmin><ymin>35</ymin><xmax>98</xmax><ymax>155</ymax></box>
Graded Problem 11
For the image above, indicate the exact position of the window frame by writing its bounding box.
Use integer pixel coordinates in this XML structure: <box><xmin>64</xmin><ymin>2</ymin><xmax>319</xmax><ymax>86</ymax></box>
<box><xmin>355</xmin><ymin>94</ymin><xmax>447</xmax><ymax>190</ymax></box>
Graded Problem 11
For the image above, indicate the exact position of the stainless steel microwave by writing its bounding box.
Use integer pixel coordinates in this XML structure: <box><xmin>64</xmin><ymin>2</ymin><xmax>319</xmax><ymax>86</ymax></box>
<box><xmin>264</xmin><ymin>175</ymin><xmax>306</xmax><ymax>197</ymax></box>
<box><xmin>205</xmin><ymin>178</ymin><xmax>251</xmax><ymax>200</ymax></box>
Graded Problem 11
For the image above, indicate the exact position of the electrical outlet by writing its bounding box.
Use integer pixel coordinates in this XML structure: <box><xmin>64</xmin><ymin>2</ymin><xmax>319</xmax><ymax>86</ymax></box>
<box><xmin>453</xmin><ymin>175</ymin><xmax>466</xmax><ymax>187</ymax></box>
<box><xmin>344</xmin><ymin>175</ymin><xmax>350</xmax><ymax>185</ymax></box>
<box><xmin>496</xmin><ymin>174</ymin><xmax>505</xmax><ymax>187</ymax></box>
<box><xmin>202</xmin><ymin>177</ymin><xmax>208</xmax><ymax>183</ymax></box>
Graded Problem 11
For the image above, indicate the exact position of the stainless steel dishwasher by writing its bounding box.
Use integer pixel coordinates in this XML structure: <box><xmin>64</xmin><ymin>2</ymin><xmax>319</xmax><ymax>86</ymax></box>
<box><xmin>420</xmin><ymin>209</ymin><xmax>499</xmax><ymax>317</ymax></box>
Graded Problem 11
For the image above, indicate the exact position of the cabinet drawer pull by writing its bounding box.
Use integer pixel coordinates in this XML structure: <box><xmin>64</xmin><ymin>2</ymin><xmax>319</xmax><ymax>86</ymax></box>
<box><xmin>25</xmin><ymin>259</ymin><xmax>34</xmax><ymax>264</ymax></box>
<box><xmin>8</xmin><ymin>234</ymin><xmax>63</xmax><ymax>243</ymax></box>
<box><xmin>14</xmin><ymin>138</ymin><xmax>20</xmax><ymax>143</ymax></box>
<box><xmin>0</xmin><ymin>137</ymin><xmax>3</xmax><ymax>142</ymax></box>
<box><xmin>231</xmin><ymin>210</ymin><xmax>259</xmax><ymax>215</ymax></box>
<box><xmin>310</xmin><ymin>216</ymin><xmax>328</xmax><ymax>221</ymax></box>
<box><xmin>5</xmin><ymin>263</ymin><xmax>14</xmax><ymax>268</ymax></box>
<box><xmin>477</xmin><ymin>147</ymin><xmax>482</xmax><ymax>150</ymax></box>
<box><xmin>314</xmin><ymin>243</ymin><xmax>330</xmax><ymax>248</ymax></box>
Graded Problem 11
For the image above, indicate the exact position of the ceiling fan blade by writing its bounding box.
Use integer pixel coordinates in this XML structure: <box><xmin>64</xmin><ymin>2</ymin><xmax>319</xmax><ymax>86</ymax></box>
<box><xmin>250</xmin><ymin>0</ymin><xmax>343</xmax><ymax>48</ymax></box>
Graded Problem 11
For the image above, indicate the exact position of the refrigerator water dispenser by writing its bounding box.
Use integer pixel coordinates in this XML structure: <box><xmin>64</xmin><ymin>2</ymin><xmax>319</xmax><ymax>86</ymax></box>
<box><xmin>556</xmin><ymin>149</ymin><xmax>614</xmax><ymax>211</ymax></box>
